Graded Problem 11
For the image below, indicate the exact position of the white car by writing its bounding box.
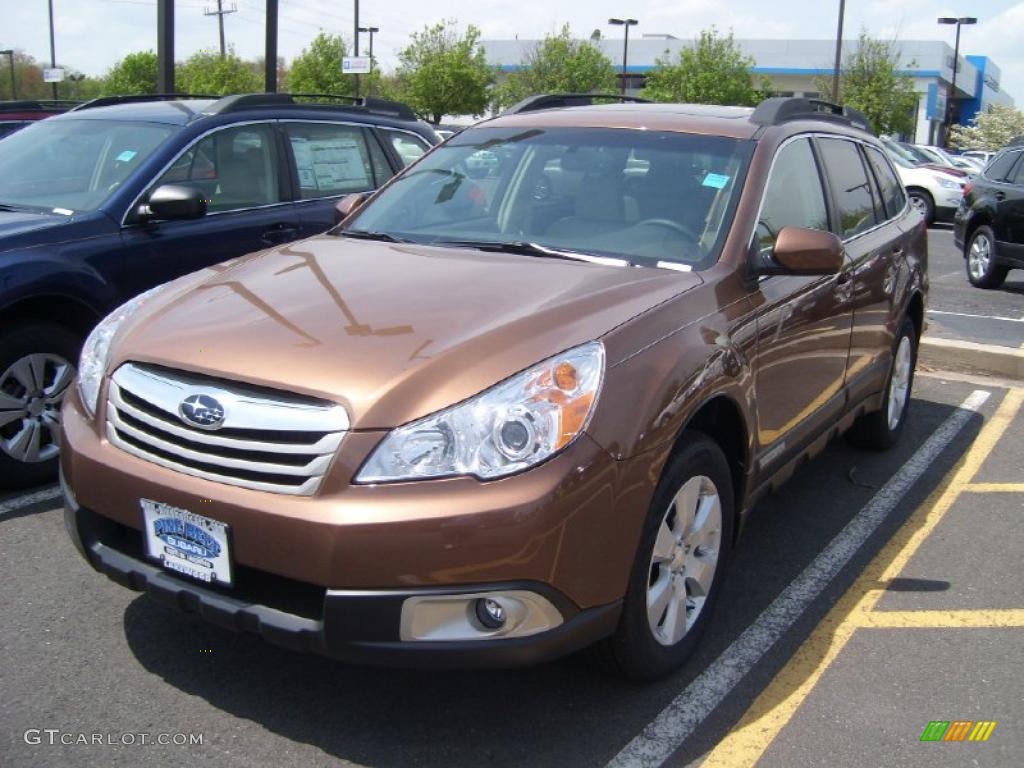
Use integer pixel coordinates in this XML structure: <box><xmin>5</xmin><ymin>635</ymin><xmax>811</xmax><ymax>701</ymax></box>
<box><xmin>886</xmin><ymin>151</ymin><xmax>964</xmax><ymax>223</ymax></box>
<box><xmin>913</xmin><ymin>144</ymin><xmax>981</xmax><ymax>172</ymax></box>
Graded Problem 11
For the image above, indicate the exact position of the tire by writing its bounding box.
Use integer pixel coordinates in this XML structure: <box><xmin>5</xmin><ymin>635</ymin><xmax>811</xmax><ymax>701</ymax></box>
<box><xmin>907</xmin><ymin>189</ymin><xmax>934</xmax><ymax>224</ymax></box>
<box><xmin>965</xmin><ymin>225</ymin><xmax>1008</xmax><ymax>289</ymax></box>
<box><xmin>0</xmin><ymin>323</ymin><xmax>82</xmax><ymax>490</ymax></box>
<box><xmin>847</xmin><ymin>317</ymin><xmax>917</xmax><ymax>451</ymax></box>
<box><xmin>591</xmin><ymin>431</ymin><xmax>735</xmax><ymax>682</ymax></box>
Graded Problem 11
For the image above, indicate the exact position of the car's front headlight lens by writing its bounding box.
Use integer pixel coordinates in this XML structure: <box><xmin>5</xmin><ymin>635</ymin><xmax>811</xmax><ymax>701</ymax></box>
<box><xmin>937</xmin><ymin>177</ymin><xmax>961</xmax><ymax>189</ymax></box>
<box><xmin>356</xmin><ymin>341</ymin><xmax>605</xmax><ymax>483</ymax></box>
<box><xmin>77</xmin><ymin>286</ymin><xmax>165</xmax><ymax>417</ymax></box>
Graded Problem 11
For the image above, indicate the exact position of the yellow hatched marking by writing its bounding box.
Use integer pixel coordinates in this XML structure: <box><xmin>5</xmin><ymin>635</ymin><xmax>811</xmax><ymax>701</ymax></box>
<box><xmin>969</xmin><ymin>721</ymin><xmax>997</xmax><ymax>742</ymax></box>
<box><xmin>702</xmin><ymin>389</ymin><xmax>1024</xmax><ymax>768</ymax></box>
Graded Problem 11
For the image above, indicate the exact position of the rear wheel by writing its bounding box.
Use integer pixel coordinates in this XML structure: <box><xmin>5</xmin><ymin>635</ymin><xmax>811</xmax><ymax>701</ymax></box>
<box><xmin>848</xmin><ymin>317</ymin><xmax>917</xmax><ymax>450</ymax></box>
<box><xmin>591</xmin><ymin>432</ymin><xmax>734</xmax><ymax>681</ymax></box>
<box><xmin>965</xmin><ymin>225</ymin><xmax>1008</xmax><ymax>289</ymax></box>
<box><xmin>0</xmin><ymin>324</ymin><xmax>80</xmax><ymax>489</ymax></box>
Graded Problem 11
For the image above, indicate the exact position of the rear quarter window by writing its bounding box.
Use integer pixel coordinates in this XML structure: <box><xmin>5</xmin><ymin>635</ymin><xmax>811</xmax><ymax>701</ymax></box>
<box><xmin>985</xmin><ymin>150</ymin><xmax>1020</xmax><ymax>182</ymax></box>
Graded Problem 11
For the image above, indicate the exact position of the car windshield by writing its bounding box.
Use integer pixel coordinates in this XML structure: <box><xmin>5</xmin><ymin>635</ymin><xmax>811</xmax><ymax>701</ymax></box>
<box><xmin>342</xmin><ymin>126</ymin><xmax>753</xmax><ymax>268</ymax></box>
<box><xmin>0</xmin><ymin>118</ymin><xmax>176</xmax><ymax>214</ymax></box>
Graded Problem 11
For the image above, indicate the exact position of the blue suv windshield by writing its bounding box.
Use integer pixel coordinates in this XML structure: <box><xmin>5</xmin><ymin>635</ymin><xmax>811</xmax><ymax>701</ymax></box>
<box><xmin>0</xmin><ymin>118</ymin><xmax>176</xmax><ymax>214</ymax></box>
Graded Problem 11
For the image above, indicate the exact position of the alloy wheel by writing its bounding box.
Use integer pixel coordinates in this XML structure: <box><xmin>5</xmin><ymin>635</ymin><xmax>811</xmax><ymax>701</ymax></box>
<box><xmin>887</xmin><ymin>336</ymin><xmax>913</xmax><ymax>431</ymax></box>
<box><xmin>0</xmin><ymin>353</ymin><xmax>75</xmax><ymax>463</ymax></box>
<box><xmin>968</xmin><ymin>232</ymin><xmax>992</xmax><ymax>281</ymax></box>
<box><xmin>646</xmin><ymin>474</ymin><xmax>722</xmax><ymax>646</ymax></box>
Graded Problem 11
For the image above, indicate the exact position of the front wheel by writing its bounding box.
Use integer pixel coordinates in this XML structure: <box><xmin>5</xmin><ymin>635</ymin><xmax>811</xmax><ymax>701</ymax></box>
<box><xmin>591</xmin><ymin>432</ymin><xmax>734</xmax><ymax>681</ymax></box>
<box><xmin>907</xmin><ymin>189</ymin><xmax>934</xmax><ymax>224</ymax></box>
<box><xmin>0</xmin><ymin>324</ymin><xmax>81</xmax><ymax>489</ymax></box>
<box><xmin>848</xmin><ymin>317</ymin><xmax>917</xmax><ymax>450</ymax></box>
<box><xmin>965</xmin><ymin>225</ymin><xmax>1008</xmax><ymax>289</ymax></box>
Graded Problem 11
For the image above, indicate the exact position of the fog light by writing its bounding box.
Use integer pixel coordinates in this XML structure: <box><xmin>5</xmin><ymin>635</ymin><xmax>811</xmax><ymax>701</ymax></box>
<box><xmin>475</xmin><ymin>598</ymin><xmax>507</xmax><ymax>629</ymax></box>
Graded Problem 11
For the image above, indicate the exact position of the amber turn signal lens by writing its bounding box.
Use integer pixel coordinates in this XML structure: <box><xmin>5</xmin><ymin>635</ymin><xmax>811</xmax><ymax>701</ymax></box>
<box><xmin>554</xmin><ymin>362</ymin><xmax>578</xmax><ymax>391</ymax></box>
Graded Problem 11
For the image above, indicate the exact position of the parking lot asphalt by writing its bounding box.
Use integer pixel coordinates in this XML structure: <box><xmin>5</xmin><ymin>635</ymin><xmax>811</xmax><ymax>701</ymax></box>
<box><xmin>2</xmin><ymin>227</ymin><xmax>1021</xmax><ymax>768</ymax></box>
<box><xmin>926</xmin><ymin>224</ymin><xmax>1024</xmax><ymax>350</ymax></box>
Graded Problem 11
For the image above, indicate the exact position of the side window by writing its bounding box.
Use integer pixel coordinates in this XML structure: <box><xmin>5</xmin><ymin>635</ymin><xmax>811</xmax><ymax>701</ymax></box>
<box><xmin>386</xmin><ymin>131</ymin><xmax>430</xmax><ymax>168</ymax></box>
<box><xmin>817</xmin><ymin>138</ymin><xmax>879</xmax><ymax>239</ymax></box>
<box><xmin>284</xmin><ymin>122</ymin><xmax>377</xmax><ymax>200</ymax></box>
<box><xmin>757</xmin><ymin>138</ymin><xmax>829</xmax><ymax>251</ymax></box>
<box><xmin>1009</xmin><ymin>152</ymin><xmax>1024</xmax><ymax>186</ymax></box>
<box><xmin>985</xmin><ymin>150</ymin><xmax>1019</xmax><ymax>182</ymax></box>
<box><xmin>153</xmin><ymin>124</ymin><xmax>280</xmax><ymax>214</ymax></box>
<box><xmin>366</xmin><ymin>132</ymin><xmax>396</xmax><ymax>185</ymax></box>
<box><xmin>864</xmin><ymin>146</ymin><xmax>906</xmax><ymax>219</ymax></box>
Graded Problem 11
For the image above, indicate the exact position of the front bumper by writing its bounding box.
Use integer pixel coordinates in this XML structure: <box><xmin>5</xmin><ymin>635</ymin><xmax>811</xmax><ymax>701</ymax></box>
<box><xmin>65</xmin><ymin>495</ymin><xmax>622</xmax><ymax>667</ymax></box>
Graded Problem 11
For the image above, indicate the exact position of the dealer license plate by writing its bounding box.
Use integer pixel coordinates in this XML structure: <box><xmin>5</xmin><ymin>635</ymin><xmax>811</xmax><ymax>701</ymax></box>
<box><xmin>141</xmin><ymin>499</ymin><xmax>233</xmax><ymax>586</ymax></box>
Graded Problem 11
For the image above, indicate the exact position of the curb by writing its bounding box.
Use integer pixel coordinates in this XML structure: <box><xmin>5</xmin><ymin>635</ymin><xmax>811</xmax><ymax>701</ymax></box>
<box><xmin>920</xmin><ymin>336</ymin><xmax>1024</xmax><ymax>381</ymax></box>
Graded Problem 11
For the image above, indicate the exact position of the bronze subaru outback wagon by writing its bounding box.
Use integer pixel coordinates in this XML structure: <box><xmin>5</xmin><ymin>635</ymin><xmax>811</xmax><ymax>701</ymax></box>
<box><xmin>61</xmin><ymin>95</ymin><xmax>926</xmax><ymax>680</ymax></box>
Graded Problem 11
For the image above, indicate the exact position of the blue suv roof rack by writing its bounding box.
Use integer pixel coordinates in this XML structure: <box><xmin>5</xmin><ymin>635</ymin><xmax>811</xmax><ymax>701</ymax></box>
<box><xmin>203</xmin><ymin>93</ymin><xmax>419</xmax><ymax>122</ymax></box>
<box><xmin>71</xmin><ymin>94</ymin><xmax>217</xmax><ymax>111</ymax></box>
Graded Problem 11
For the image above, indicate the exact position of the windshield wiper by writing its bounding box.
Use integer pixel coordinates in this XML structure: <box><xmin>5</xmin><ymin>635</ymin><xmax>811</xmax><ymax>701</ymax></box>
<box><xmin>337</xmin><ymin>229</ymin><xmax>411</xmax><ymax>243</ymax></box>
<box><xmin>434</xmin><ymin>239</ymin><xmax>631</xmax><ymax>266</ymax></box>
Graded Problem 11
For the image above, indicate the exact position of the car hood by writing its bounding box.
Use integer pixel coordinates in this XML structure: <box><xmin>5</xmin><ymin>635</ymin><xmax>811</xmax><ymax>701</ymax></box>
<box><xmin>0</xmin><ymin>209</ymin><xmax>70</xmax><ymax>243</ymax></box>
<box><xmin>113</xmin><ymin>236</ymin><xmax>701</xmax><ymax>429</ymax></box>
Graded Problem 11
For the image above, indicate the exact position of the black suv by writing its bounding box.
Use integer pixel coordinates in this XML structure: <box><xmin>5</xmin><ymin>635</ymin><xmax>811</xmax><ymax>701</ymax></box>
<box><xmin>0</xmin><ymin>93</ymin><xmax>438</xmax><ymax>488</ymax></box>
<box><xmin>954</xmin><ymin>141</ymin><xmax>1024</xmax><ymax>288</ymax></box>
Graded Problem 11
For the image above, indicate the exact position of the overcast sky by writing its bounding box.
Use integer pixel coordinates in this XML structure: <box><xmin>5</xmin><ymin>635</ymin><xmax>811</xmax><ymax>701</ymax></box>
<box><xmin>3</xmin><ymin>0</ymin><xmax>1020</xmax><ymax>102</ymax></box>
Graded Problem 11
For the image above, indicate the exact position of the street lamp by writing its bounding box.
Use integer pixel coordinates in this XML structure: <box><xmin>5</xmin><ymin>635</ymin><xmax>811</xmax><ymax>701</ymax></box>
<box><xmin>937</xmin><ymin>16</ymin><xmax>978</xmax><ymax>147</ymax></box>
<box><xmin>358</xmin><ymin>25</ymin><xmax>379</xmax><ymax>97</ymax></box>
<box><xmin>0</xmin><ymin>50</ymin><xmax>15</xmax><ymax>100</ymax></box>
<box><xmin>608</xmin><ymin>18</ymin><xmax>638</xmax><ymax>96</ymax></box>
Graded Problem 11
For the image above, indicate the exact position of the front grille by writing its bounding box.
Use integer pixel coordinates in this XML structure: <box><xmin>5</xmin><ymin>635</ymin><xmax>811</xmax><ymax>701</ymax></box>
<box><xmin>105</xmin><ymin>363</ymin><xmax>349</xmax><ymax>496</ymax></box>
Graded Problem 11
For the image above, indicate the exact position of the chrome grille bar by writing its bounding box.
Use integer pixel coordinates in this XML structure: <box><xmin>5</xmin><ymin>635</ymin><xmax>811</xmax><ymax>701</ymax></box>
<box><xmin>105</xmin><ymin>363</ymin><xmax>348</xmax><ymax>496</ymax></box>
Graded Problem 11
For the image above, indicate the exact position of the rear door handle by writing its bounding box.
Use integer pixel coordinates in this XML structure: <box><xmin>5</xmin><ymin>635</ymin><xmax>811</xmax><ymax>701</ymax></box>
<box><xmin>261</xmin><ymin>223</ymin><xmax>298</xmax><ymax>245</ymax></box>
<box><xmin>995</xmin><ymin>191</ymin><xmax>1006</xmax><ymax>201</ymax></box>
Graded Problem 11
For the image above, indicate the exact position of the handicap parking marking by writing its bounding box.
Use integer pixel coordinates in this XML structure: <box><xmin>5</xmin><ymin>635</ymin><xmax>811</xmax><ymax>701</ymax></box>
<box><xmin>699</xmin><ymin>387</ymin><xmax>1024</xmax><ymax>768</ymax></box>
<box><xmin>605</xmin><ymin>389</ymin><xmax>992</xmax><ymax>768</ymax></box>
<box><xmin>0</xmin><ymin>485</ymin><xmax>60</xmax><ymax>518</ymax></box>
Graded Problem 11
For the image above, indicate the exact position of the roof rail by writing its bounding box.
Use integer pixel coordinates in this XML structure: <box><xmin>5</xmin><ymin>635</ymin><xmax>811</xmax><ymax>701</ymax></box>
<box><xmin>202</xmin><ymin>93</ymin><xmax>419</xmax><ymax>121</ymax></box>
<box><xmin>0</xmin><ymin>99</ymin><xmax>81</xmax><ymax>113</ymax></box>
<box><xmin>71</xmin><ymin>93</ymin><xmax>217</xmax><ymax>111</ymax></box>
<box><xmin>750</xmin><ymin>96</ymin><xmax>872</xmax><ymax>133</ymax></box>
<box><xmin>504</xmin><ymin>93</ymin><xmax>652</xmax><ymax>115</ymax></box>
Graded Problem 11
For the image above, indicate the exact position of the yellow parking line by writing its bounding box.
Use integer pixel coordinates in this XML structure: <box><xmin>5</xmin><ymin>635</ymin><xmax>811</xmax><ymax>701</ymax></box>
<box><xmin>701</xmin><ymin>388</ymin><xmax>1024</xmax><ymax>768</ymax></box>
<box><xmin>963</xmin><ymin>482</ymin><xmax>1024</xmax><ymax>493</ymax></box>
<box><xmin>859</xmin><ymin>609</ymin><xmax>1024</xmax><ymax>628</ymax></box>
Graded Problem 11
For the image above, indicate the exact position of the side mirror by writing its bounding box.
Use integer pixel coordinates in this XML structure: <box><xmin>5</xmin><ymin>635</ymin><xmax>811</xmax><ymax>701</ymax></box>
<box><xmin>334</xmin><ymin>192</ymin><xmax>370</xmax><ymax>225</ymax></box>
<box><xmin>140</xmin><ymin>184</ymin><xmax>207</xmax><ymax>221</ymax></box>
<box><xmin>753</xmin><ymin>226</ymin><xmax>843</xmax><ymax>276</ymax></box>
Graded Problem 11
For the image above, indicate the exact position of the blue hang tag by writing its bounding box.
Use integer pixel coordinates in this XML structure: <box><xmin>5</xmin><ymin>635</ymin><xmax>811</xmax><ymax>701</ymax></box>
<box><xmin>702</xmin><ymin>173</ymin><xmax>730</xmax><ymax>189</ymax></box>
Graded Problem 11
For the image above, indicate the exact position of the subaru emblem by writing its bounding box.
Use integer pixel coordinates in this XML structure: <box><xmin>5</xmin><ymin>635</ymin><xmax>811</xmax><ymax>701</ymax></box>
<box><xmin>179</xmin><ymin>394</ymin><xmax>226</xmax><ymax>430</ymax></box>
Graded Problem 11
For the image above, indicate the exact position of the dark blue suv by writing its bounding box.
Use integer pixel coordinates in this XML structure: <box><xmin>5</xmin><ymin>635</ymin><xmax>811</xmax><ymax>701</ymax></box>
<box><xmin>0</xmin><ymin>93</ymin><xmax>438</xmax><ymax>488</ymax></box>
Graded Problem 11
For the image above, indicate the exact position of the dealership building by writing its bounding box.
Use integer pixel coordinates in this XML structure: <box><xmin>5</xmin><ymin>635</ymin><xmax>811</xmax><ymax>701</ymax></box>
<box><xmin>481</xmin><ymin>36</ymin><xmax>1015</xmax><ymax>144</ymax></box>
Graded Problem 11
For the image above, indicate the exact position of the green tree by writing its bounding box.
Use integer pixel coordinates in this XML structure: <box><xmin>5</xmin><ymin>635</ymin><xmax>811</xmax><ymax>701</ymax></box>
<box><xmin>394</xmin><ymin>20</ymin><xmax>494</xmax><ymax>124</ymax></box>
<box><xmin>104</xmin><ymin>51</ymin><xmax>158</xmax><ymax>95</ymax></box>
<box><xmin>949</xmin><ymin>104</ymin><xmax>1024</xmax><ymax>150</ymax></box>
<box><xmin>287</xmin><ymin>33</ymin><xmax>352</xmax><ymax>96</ymax></box>
<box><xmin>176</xmin><ymin>47</ymin><xmax>262</xmax><ymax>95</ymax></box>
<box><xmin>642</xmin><ymin>27</ymin><xmax>761</xmax><ymax>106</ymax></box>
<box><xmin>494</xmin><ymin>25</ymin><xmax>618</xmax><ymax>109</ymax></box>
<box><xmin>815</xmin><ymin>32</ymin><xmax>917</xmax><ymax>136</ymax></box>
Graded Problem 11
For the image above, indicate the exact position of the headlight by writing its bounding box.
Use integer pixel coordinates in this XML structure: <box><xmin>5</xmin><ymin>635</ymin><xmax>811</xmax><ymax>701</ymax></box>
<box><xmin>937</xmin><ymin>177</ymin><xmax>961</xmax><ymax>189</ymax></box>
<box><xmin>356</xmin><ymin>341</ymin><xmax>605</xmax><ymax>482</ymax></box>
<box><xmin>77</xmin><ymin>286</ymin><xmax>165</xmax><ymax>417</ymax></box>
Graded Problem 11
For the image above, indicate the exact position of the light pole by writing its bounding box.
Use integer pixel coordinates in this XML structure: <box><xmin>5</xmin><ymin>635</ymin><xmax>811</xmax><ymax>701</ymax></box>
<box><xmin>358</xmin><ymin>25</ymin><xmax>379</xmax><ymax>96</ymax></box>
<box><xmin>608</xmin><ymin>18</ymin><xmax>638</xmax><ymax>96</ymax></box>
<box><xmin>937</xmin><ymin>16</ymin><xmax>977</xmax><ymax>147</ymax></box>
<box><xmin>0</xmin><ymin>50</ymin><xmax>14</xmax><ymax>100</ymax></box>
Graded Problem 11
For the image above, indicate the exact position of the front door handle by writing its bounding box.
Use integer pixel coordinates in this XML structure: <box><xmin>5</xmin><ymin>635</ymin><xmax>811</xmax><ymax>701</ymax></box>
<box><xmin>261</xmin><ymin>223</ymin><xmax>298</xmax><ymax>245</ymax></box>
